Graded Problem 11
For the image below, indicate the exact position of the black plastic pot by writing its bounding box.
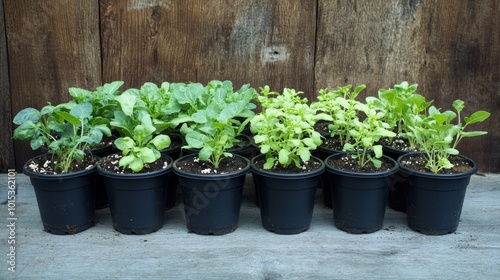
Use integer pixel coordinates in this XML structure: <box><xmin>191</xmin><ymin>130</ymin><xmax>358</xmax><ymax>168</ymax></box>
<box><xmin>160</xmin><ymin>133</ymin><xmax>184</xmax><ymax>210</ymax></box>
<box><xmin>325</xmin><ymin>153</ymin><xmax>399</xmax><ymax>234</ymax></box>
<box><xmin>91</xmin><ymin>144</ymin><xmax>118</xmax><ymax>210</ymax></box>
<box><xmin>23</xmin><ymin>155</ymin><xmax>97</xmax><ymax>235</ymax></box>
<box><xmin>398</xmin><ymin>152</ymin><xmax>477</xmax><ymax>235</ymax></box>
<box><xmin>97</xmin><ymin>154</ymin><xmax>173</xmax><ymax>235</ymax></box>
<box><xmin>382</xmin><ymin>143</ymin><xmax>410</xmax><ymax>212</ymax></box>
<box><xmin>316</xmin><ymin>143</ymin><xmax>341</xmax><ymax>209</ymax></box>
<box><xmin>173</xmin><ymin>153</ymin><xmax>250</xmax><ymax>235</ymax></box>
<box><xmin>251</xmin><ymin>154</ymin><xmax>324</xmax><ymax>234</ymax></box>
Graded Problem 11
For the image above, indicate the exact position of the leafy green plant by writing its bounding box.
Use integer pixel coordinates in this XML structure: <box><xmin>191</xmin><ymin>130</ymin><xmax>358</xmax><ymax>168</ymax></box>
<box><xmin>110</xmin><ymin>88</ymin><xmax>171</xmax><ymax>172</ymax></box>
<box><xmin>343</xmin><ymin>98</ymin><xmax>397</xmax><ymax>168</ymax></box>
<box><xmin>251</xmin><ymin>86</ymin><xmax>331</xmax><ymax>169</ymax></box>
<box><xmin>138</xmin><ymin>82</ymin><xmax>185</xmax><ymax>135</ymax></box>
<box><xmin>13</xmin><ymin>101</ymin><xmax>111</xmax><ymax>173</ymax></box>
<box><xmin>408</xmin><ymin>99</ymin><xmax>490</xmax><ymax>173</ymax></box>
<box><xmin>377</xmin><ymin>81</ymin><xmax>433</xmax><ymax>148</ymax></box>
<box><xmin>69</xmin><ymin>81</ymin><xmax>124</xmax><ymax>121</ymax></box>
<box><xmin>311</xmin><ymin>84</ymin><xmax>366</xmax><ymax>148</ymax></box>
<box><xmin>178</xmin><ymin>80</ymin><xmax>257</xmax><ymax>168</ymax></box>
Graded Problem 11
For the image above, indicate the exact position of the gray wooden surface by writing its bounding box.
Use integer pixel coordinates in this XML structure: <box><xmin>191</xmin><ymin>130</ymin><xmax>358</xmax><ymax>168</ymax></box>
<box><xmin>1</xmin><ymin>173</ymin><xmax>499</xmax><ymax>279</ymax></box>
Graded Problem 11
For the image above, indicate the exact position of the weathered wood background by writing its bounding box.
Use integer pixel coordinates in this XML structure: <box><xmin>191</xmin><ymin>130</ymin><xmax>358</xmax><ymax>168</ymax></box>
<box><xmin>1</xmin><ymin>0</ymin><xmax>498</xmax><ymax>173</ymax></box>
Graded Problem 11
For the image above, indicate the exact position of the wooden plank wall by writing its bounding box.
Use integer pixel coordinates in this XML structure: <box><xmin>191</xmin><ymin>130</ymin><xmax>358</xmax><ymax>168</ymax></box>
<box><xmin>3</xmin><ymin>0</ymin><xmax>102</xmax><ymax>171</ymax></box>
<box><xmin>2</xmin><ymin>0</ymin><xmax>499</xmax><ymax>173</ymax></box>
<box><xmin>0</xmin><ymin>0</ymin><xmax>15</xmax><ymax>172</ymax></box>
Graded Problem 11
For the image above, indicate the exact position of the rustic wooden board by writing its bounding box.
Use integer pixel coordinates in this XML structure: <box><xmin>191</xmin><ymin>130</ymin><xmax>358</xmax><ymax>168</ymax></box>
<box><xmin>100</xmin><ymin>0</ymin><xmax>316</xmax><ymax>99</ymax></box>
<box><xmin>4</xmin><ymin>0</ymin><xmax>102</xmax><ymax>171</ymax></box>
<box><xmin>0</xmin><ymin>1</ymin><xmax>498</xmax><ymax>172</ymax></box>
<box><xmin>315</xmin><ymin>0</ymin><xmax>499</xmax><ymax>172</ymax></box>
<box><xmin>0</xmin><ymin>0</ymin><xmax>15</xmax><ymax>172</ymax></box>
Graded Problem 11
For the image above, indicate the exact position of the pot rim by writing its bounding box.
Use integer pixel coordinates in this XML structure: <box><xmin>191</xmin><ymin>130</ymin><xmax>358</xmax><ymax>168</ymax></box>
<box><xmin>397</xmin><ymin>152</ymin><xmax>477</xmax><ymax>179</ymax></box>
<box><xmin>324</xmin><ymin>152</ymin><xmax>399</xmax><ymax>178</ymax></box>
<box><xmin>250</xmin><ymin>154</ymin><xmax>325</xmax><ymax>179</ymax></box>
<box><xmin>97</xmin><ymin>153</ymin><xmax>173</xmax><ymax>179</ymax></box>
<box><xmin>23</xmin><ymin>154</ymin><xmax>98</xmax><ymax>180</ymax></box>
<box><xmin>173</xmin><ymin>153</ymin><xmax>251</xmax><ymax>179</ymax></box>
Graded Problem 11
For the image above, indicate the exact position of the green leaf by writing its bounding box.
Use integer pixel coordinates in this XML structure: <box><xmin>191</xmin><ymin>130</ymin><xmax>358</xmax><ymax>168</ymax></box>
<box><xmin>126</xmin><ymin>157</ymin><xmax>144</xmax><ymax>172</ymax></box>
<box><xmin>460</xmin><ymin>131</ymin><xmax>488</xmax><ymax>137</ymax></box>
<box><xmin>452</xmin><ymin>99</ymin><xmax>465</xmax><ymax>113</ymax></box>
<box><xmin>114</xmin><ymin>137</ymin><xmax>136</xmax><ymax>151</ymax></box>
<box><xmin>73</xmin><ymin>149</ymin><xmax>85</xmax><ymax>160</ymax></box>
<box><xmin>115</xmin><ymin>90</ymin><xmax>138</xmax><ymax>116</ymax></box>
<box><xmin>70</xmin><ymin>102</ymin><xmax>92</xmax><ymax>119</ymax></box>
<box><xmin>119</xmin><ymin>155</ymin><xmax>135</xmax><ymax>167</ymax></box>
<box><xmin>55</xmin><ymin>111</ymin><xmax>81</xmax><ymax>126</ymax></box>
<box><xmin>264</xmin><ymin>157</ymin><xmax>275</xmax><ymax>169</ymax></box>
<box><xmin>69</xmin><ymin>87</ymin><xmax>92</xmax><ymax>102</ymax></box>
<box><xmin>138</xmin><ymin>147</ymin><xmax>157</xmax><ymax>163</ymax></box>
<box><xmin>13</xmin><ymin>122</ymin><xmax>38</xmax><ymax>140</ymax></box>
<box><xmin>218</xmin><ymin>103</ymin><xmax>239</xmax><ymax>123</ymax></box>
<box><xmin>191</xmin><ymin>110</ymin><xmax>208</xmax><ymax>123</ymax></box>
<box><xmin>445</xmin><ymin>148</ymin><xmax>459</xmax><ymax>155</ymax></box>
<box><xmin>297</xmin><ymin>147</ymin><xmax>311</xmax><ymax>162</ymax></box>
<box><xmin>185</xmin><ymin>131</ymin><xmax>208</xmax><ymax>148</ymax></box>
<box><xmin>30</xmin><ymin>138</ymin><xmax>45</xmax><ymax>150</ymax></box>
<box><xmin>302</xmin><ymin>138</ymin><xmax>317</xmax><ymax>149</ymax></box>
<box><xmin>260</xmin><ymin>144</ymin><xmax>270</xmax><ymax>154</ymax></box>
<box><xmin>101</xmin><ymin>81</ymin><xmax>124</xmax><ymax>95</ymax></box>
<box><xmin>465</xmin><ymin>111</ymin><xmax>490</xmax><ymax>124</ymax></box>
<box><xmin>13</xmin><ymin>108</ymin><xmax>40</xmax><ymax>125</ymax></box>
<box><xmin>40</xmin><ymin>105</ymin><xmax>55</xmax><ymax>116</ymax></box>
<box><xmin>150</xmin><ymin>134</ymin><xmax>171</xmax><ymax>150</ymax></box>
<box><xmin>134</xmin><ymin>124</ymin><xmax>156</xmax><ymax>144</ymax></box>
<box><xmin>199</xmin><ymin>146</ymin><xmax>213</xmax><ymax>161</ymax></box>
<box><xmin>278</xmin><ymin>149</ymin><xmax>289</xmax><ymax>165</ymax></box>
<box><xmin>373</xmin><ymin>145</ymin><xmax>383</xmax><ymax>158</ymax></box>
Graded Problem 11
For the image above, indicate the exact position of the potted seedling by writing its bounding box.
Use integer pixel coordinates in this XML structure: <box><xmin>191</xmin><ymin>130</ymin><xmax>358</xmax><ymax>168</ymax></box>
<box><xmin>172</xmin><ymin>80</ymin><xmax>257</xmax><ymax>235</ymax></box>
<box><xmin>398</xmin><ymin>99</ymin><xmax>490</xmax><ymax>235</ymax></box>
<box><xmin>250</xmin><ymin>86</ymin><xmax>331</xmax><ymax>234</ymax></box>
<box><xmin>68</xmin><ymin>81</ymin><xmax>125</xmax><ymax>209</ymax></box>
<box><xmin>376</xmin><ymin>81</ymin><xmax>433</xmax><ymax>211</ymax></box>
<box><xmin>137</xmin><ymin>81</ymin><xmax>187</xmax><ymax>209</ymax></box>
<box><xmin>323</xmin><ymin>94</ymin><xmax>399</xmax><ymax>234</ymax></box>
<box><xmin>310</xmin><ymin>84</ymin><xmax>366</xmax><ymax>208</ymax></box>
<box><xmin>97</xmin><ymin>86</ymin><xmax>174</xmax><ymax>235</ymax></box>
<box><xmin>13</xmin><ymin>99</ymin><xmax>111</xmax><ymax>234</ymax></box>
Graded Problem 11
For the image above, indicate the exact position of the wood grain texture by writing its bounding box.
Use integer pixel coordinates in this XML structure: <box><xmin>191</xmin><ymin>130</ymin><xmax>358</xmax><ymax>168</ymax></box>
<box><xmin>1</xmin><ymin>0</ymin><xmax>498</xmax><ymax>172</ymax></box>
<box><xmin>4</xmin><ymin>0</ymin><xmax>102</xmax><ymax>171</ymax></box>
<box><xmin>0</xmin><ymin>0</ymin><xmax>15</xmax><ymax>171</ymax></box>
<box><xmin>100</xmin><ymin>0</ymin><xmax>316</xmax><ymax>98</ymax></box>
<box><xmin>315</xmin><ymin>0</ymin><xmax>499</xmax><ymax>172</ymax></box>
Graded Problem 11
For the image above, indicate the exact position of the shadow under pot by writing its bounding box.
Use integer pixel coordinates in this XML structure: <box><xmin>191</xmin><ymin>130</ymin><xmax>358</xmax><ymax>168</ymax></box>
<box><xmin>97</xmin><ymin>154</ymin><xmax>173</xmax><ymax>235</ymax></box>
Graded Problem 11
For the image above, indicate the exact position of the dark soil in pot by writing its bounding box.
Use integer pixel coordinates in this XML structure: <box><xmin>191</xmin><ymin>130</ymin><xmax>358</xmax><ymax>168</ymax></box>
<box><xmin>314</xmin><ymin>120</ymin><xmax>332</xmax><ymax>136</ymax></box>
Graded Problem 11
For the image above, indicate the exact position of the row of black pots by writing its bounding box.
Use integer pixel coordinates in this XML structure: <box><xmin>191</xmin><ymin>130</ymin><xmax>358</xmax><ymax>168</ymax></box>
<box><xmin>24</xmin><ymin>148</ymin><xmax>476</xmax><ymax>236</ymax></box>
<box><xmin>319</xmin><ymin>150</ymin><xmax>476</xmax><ymax>235</ymax></box>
